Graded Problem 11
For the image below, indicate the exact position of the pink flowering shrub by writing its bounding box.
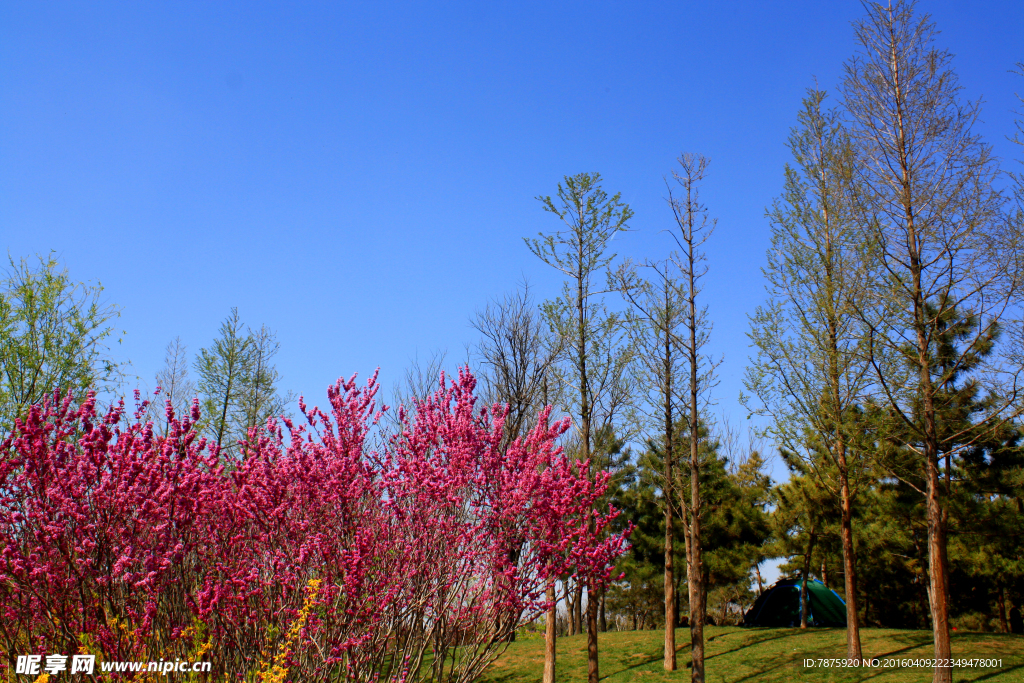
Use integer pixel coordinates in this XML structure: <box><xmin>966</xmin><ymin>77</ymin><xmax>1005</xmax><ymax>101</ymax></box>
<box><xmin>0</xmin><ymin>369</ymin><xmax>628</xmax><ymax>682</ymax></box>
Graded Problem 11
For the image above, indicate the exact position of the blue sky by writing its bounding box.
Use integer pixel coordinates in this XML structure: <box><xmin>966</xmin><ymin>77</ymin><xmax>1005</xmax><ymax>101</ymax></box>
<box><xmin>2</xmin><ymin>0</ymin><xmax>1023</xmax><ymax>494</ymax></box>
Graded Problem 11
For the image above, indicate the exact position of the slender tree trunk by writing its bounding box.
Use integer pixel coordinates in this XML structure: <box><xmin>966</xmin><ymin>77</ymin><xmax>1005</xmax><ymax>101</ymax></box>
<box><xmin>801</xmin><ymin>529</ymin><xmax>817</xmax><ymax>629</ymax></box>
<box><xmin>997</xmin><ymin>583</ymin><xmax>1008</xmax><ymax>634</ymax></box>
<box><xmin>689</xmin><ymin>450</ymin><xmax>705</xmax><ymax>683</ymax></box>
<box><xmin>544</xmin><ymin>580</ymin><xmax>557</xmax><ymax>683</ymax></box>
<box><xmin>687</xmin><ymin>225</ymin><xmax>705</xmax><ymax>683</ymax></box>
<box><xmin>925</xmin><ymin>444</ymin><xmax>952</xmax><ymax>683</ymax></box>
<box><xmin>217</xmin><ymin>370</ymin><xmax>233</xmax><ymax>452</ymax></box>
<box><xmin>664</xmin><ymin>503</ymin><xmax>677</xmax><ymax>669</ymax></box>
<box><xmin>573</xmin><ymin>581</ymin><xmax>583</xmax><ymax>636</ymax></box>
<box><xmin>680</xmin><ymin>497</ymin><xmax>694</xmax><ymax>638</ymax></box>
<box><xmin>564</xmin><ymin>584</ymin><xmax>572</xmax><ymax>635</ymax></box>
<box><xmin>600</xmin><ymin>590</ymin><xmax>607</xmax><ymax>632</ymax></box>
<box><xmin>577</xmin><ymin>263</ymin><xmax>599</xmax><ymax>683</ymax></box>
<box><xmin>542</xmin><ymin>378</ymin><xmax>557</xmax><ymax>682</ymax></box>
<box><xmin>836</xmin><ymin>441</ymin><xmax>863</xmax><ymax>659</ymax></box>
<box><xmin>587</xmin><ymin>590</ymin><xmax>599</xmax><ymax>679</ymax></box>
<box><xmin>566</xmin><ymin>580</ymin><xmax>578</xmax><ymax>635</ymax></box>
<box><xmin>897</xmin><ymin>35</ymin><xmax>951</xmax><ymax>678</ymax></box>
<box><xmin>755</xmin><ymin>566</ymin><xmax>764</xmax><ymax>595</ymax></box>
<box><xmin>824</xmin><ymin>222</ymin><xmax>864</xmax><ymax>657</ymax></box>
<box><xmin>910</xmin><ymin>223</ymin><xmax>953</xmax><ymax>682</ymax></box>
<box><xmin>664</xmin><ymin>324</ymin><xmax>677</xmax><ymax>670</ymax></box>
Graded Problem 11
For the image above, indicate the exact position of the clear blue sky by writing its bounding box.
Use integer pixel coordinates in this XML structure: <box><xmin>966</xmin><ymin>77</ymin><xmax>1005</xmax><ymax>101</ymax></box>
<box><xmin>2</xmin><ymin>1</ymin><xmax>1022</xmax><ymax>491</ymax></box>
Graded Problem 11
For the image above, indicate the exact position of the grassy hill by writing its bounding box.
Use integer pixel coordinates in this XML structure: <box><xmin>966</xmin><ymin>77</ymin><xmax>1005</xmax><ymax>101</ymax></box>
<box><xmin>480</xmin><ymin>627</ymin><xmax>1024</xmax><ymax>682</ymax></box>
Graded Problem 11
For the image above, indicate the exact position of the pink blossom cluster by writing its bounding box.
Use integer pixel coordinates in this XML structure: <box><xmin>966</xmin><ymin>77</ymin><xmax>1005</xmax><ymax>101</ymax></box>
<box><xmin>0</xmin><ymin>368</ymin><xmax>628</xmax><ymax>682</ymax></box>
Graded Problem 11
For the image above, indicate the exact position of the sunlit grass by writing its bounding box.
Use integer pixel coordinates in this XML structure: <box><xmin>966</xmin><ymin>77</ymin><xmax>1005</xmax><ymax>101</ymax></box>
<box><xmin>481</xmin><ymin>626</ymin><xmax>1024</xmax><ymax>682</ymax></box>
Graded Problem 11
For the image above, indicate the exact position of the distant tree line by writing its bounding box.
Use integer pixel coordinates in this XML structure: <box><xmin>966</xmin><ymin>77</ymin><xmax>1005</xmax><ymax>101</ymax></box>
<box><xmin>0</xmin><ymin>257</ymin><xmax>292</xmax><ymax>459</ymax></box>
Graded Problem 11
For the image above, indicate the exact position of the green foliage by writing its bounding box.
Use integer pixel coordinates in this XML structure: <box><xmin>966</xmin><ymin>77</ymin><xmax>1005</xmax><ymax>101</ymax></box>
<box><xmin>608</xmin><ymin>424</ymin><xmax>771</xmax><ymax>627</ymax></box>
<box><xmin>194</xmin><ymin>308</ymin><xmax>291</xmax><ymax>457</ymax></box>
<box><xmin>526</xmin><ymin>172</ymin><xmax>635</xmax><ymax>459</ymax></box>
<box><xmin>0</xmin><ymin>254</ymin><xmax>120</xmax><ymax>427</ymax></box>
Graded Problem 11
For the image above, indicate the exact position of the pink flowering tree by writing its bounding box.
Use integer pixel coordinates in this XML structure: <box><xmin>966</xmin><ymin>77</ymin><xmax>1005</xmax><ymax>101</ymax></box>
<box><xmin>0</xmin><ymin>368</ymin><xmax>629</xmax><ymax>682</ymax></box>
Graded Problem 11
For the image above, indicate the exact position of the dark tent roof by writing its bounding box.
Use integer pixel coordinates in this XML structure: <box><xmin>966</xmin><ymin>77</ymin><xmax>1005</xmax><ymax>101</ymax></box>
<box><xmin>743</xmin><ymin>579</ymin><xmax>847</xmax><ymax>627</ymax></box>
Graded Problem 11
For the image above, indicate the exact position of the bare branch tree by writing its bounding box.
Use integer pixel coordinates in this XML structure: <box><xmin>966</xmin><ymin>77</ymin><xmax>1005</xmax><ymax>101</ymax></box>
<box><xmin>471</xmin><ymin>281</ymin><xmax>564</xmax><ymax>449</ymax></box>
<box><xmin>148</xmin><ymin>337</ymin><xmax>196</xmax><ymax>434</ymax></box>
<box><xmin>665</xmin><ymin>153</ymin><xmax>719</xmax><ymax>683</ymax></box>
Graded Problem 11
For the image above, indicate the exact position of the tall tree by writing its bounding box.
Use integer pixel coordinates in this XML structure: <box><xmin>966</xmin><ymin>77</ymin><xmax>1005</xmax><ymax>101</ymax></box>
<box><xmin>526</xmin><ymin>172</ymin><xmax>632</xmax><ymax>683</ymax></box>
<box><xmin>614</xmin><ymin>257</ymin><xmax>687</xmax><ymax>670</ymax></box>
<box><xmin>665</xmin><ymin>154</ymin><xmax>718</xmax><ymax>683</ymax></box>
<box><xmin>841</xmin><ymin>3</ymin><xmax>1023</xmax><ymax>679</ymax></box>
<box><xmin>0</xmin><ymin>254</ymin><xmax>121</xmax><ymax>427</ymax></box>
<box><xmin>743</xmin><ymin>89</ymin><xmax>872</xmax><ymax>660</ymax></box>
<box><xmin>195</xmin><ymin>308</ymin><xmax>251</xmax><ymax>455</ymax></box>
<box><xmin>195</xmin><ymin>309</ymin><xmax>291</xmax><ymax>458</ymax></box>
<box><xmin>636</xmin><ymin>420</ymin><xmax>769</xmax><ymax>630</ymax></box>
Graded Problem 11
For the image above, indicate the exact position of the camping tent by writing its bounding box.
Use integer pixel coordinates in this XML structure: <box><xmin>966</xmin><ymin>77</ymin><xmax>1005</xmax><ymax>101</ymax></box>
<box><xmin>743</xmin><ymin>579</ymin><xmax>847</xmax><ymax>627</ymax></box>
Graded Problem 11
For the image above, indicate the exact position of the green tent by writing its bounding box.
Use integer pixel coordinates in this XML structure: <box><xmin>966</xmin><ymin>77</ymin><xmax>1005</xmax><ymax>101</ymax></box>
<box><xmin>743</xmin><ymin>579</ymin><xmax>847</xmax><ymax>627</ymax></box>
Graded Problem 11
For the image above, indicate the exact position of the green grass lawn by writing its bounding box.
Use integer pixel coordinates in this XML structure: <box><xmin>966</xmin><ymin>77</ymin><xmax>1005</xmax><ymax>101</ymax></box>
<box><xmin>480</xmin><ymin>627</ymin><xmax>1024</xmax><ymax>682</ymax></box>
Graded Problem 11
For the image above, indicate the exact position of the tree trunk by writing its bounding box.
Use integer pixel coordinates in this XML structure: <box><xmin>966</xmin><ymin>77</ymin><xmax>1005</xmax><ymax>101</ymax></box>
<box><xmin>573</xmin><ymin>580</ymin><xmax>583</xmax><ymax>636</ymax></box>
<box><xmin>586</xmin><ymin>591</ymin><xmax>599</xmax><ymax>683</ymax></box>
<box><xmin>686</xmin><ymin>168</ymin><xmax>705</xmax><ymax>683</ymax></box>
<box><xmin>689</xmin><ymin>428</ymin><xmax>705</xmax><ymax>682</ymax></box>
<box><xmin>600</xmin><ymin>589</ymin><xmax>607</xmax><ymax>632</ymax></box>
<box><xmin>689</xmin><ymin>504</ymin><xmax>705</xmax><ymax>683</ymax></box>
<box><xmin>801</xmin><ymin>529</ymin><xmax>817</xmax><ymax>630</ymax></box>
<box><xmin>925</xmin><ymin>448</ymin><xmax>952</xmax><ymax>683</ymax></box>
<box><xmin>577</xmin><ymin>256</ymin><xmax>599</xmax><ymax>683</ymax></box>
<box><xmin>665</xmin><ymin>503</ymin><xmax>677</xmax><ymax>670</ymax></box>
<box><xmin>544</xmin><ymin>580</ymin><xmax>557</xmax><ymax>683</ymax></box>
<box><xmin>664</xmin><ymin>343</ymin><xmax>677</xmax><ymax>670</ymax></box>
<box><xmin>997</xmin><ymin>583</ymin><xmax>1008</xmax><ymax>634</ymax></box>
<box><xmin>837</xmin><ymin>444</ymin><xmax>863</xmax><ymax>660</ymax></box>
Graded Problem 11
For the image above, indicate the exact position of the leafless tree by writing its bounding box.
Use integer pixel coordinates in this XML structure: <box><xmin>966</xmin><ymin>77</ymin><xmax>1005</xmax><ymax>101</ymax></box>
<box><xmin>665</xmin><ymin>153</ymin><xmax>719</xmax><ymax>683</ymax></box>
<box><xmin>148</xmin><ymin>337</ymin><xmax>196</xmax><ymax>433</ymax></box>
<box><xmin>471</xmin><ymin>281</ymin><xmax>564</xmax><ymax>449</ymax></box>
<box><xmin>238</xmin><ymin>324</ymin><xmax>293</xmax><ymax>435</ymax></box>
<box><xmin>384</xmin><ymin>348</ymin><xmax>452</xmax><ymax>433</ymax></box>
